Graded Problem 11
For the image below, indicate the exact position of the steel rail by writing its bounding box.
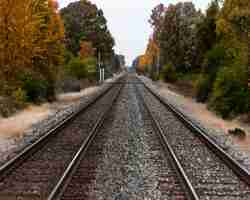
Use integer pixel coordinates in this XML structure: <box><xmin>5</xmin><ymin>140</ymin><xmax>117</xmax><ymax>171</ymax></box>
<box><xmin>0</xmin><ymin>76</ymin><xmax>125</xmax><ymax>179</ymax></box>
<box><xmin>137</xmin><ymin>76</ymin><xmax>250</xmax><ymax>186</ymax></box>
<box><xmin>48</xmin><ymin>81</ymin><xmax>124</xmax><ymax>200</ymax></box>
<box><xmin>134</xmin><ymin>84</ymin><xmax>200</xmax><ymax>200</ymax></box>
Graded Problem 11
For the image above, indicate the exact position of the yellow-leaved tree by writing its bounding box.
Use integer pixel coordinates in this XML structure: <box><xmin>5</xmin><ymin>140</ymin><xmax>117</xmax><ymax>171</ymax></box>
<box><xmin>216</xmin><ymin>0</ymin><xmax>250</xmax><ymax>77</ymax></box>
<box><xmin>38</xmin><ymin>0</ymin><xmax>65</xmax><ymax>101</ymax></box>
<box><xmin>0</xmin><ymin>0</ymin><xmax>44</xmax><ymax>84</ymax></box>
<box><xmin>0</xmin><ymin>0</ymin><xmax>64</xmax><ymax>100</ymax></box>
<box><xmin>136</xmin><ymin>38</ymin><xmax>160</xmax><ymax>75</ymax></box>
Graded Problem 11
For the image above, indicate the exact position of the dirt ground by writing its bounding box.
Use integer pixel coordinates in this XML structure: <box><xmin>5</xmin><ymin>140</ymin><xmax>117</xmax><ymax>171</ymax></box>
<box><xmin>0</xmin><ymin>74</ymin><xmax>123</xmax><ymax>141</ymax></box>
<box><xmin>157</xmin><ymin>81</ymin><xmax>250</xmax><ymax>152</ymax></box>
<box><xmin>0</xmin><ymin>85</ymin><xmax>100</xmax><ymax>140</ymax></box>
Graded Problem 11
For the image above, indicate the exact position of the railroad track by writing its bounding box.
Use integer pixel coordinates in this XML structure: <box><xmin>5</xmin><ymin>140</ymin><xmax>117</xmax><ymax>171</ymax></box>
<box><xmin>134</xmin><ymin>83</ymin><xmax>198</xmax><ymax>200</ymax></box>
<box><xmin>0</xmin><ymin>74</ymin><xmax>250</xmax><ymax>200</ymax></box>
<box><xmin>134</xmin><ymin>74</ymin><xmax>250</xmax><ymax>199</ymax></box>
<box><xmin>0</xmin><ymin>76</ymin><xmax>124</xmax><ymax>200</ymax></box>
<box><xmin>52</xmin><ymin>80</ymin><xmax>192</xmax><ymax>199</ymax></box>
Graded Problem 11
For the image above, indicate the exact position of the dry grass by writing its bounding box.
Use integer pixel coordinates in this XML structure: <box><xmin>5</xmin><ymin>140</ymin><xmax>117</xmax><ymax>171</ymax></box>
<box><xmin>158</xmin><ymin>84</ymin><xmax>250</xmax><ymax>152</ymax></box>
<box><xmin>0</xmin><ymin>74</ymin><xmax>123</xmax><ymax>140</ymax></box>
<box><xmin>57</xmin><ymin>86</ymin><xmax>99</xmax><ymax>102</ymax></box>
<box><xmin>0</xmin><ymin>105</ymin><xmax>51</xmax><ymax>139</ymax></box>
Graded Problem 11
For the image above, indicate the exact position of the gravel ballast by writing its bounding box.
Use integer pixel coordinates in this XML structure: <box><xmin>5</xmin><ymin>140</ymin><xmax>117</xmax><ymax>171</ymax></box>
<box><xmin>61</xmin><ymin>80</ymin><xmax>187</xmax><ymax>200</ymax></box>
<box><xmin>0</xmin><ymin>82</ymin><xmax>123</xmax><ymax>198</ymax></box>
<box><xmin>138</xmin><ymin>75</ymin><xmax>250</xmax><ymax>172</ymax></box>
<box><xmin>137</xmin><ymin>76</ymin><xmax>250</xmax><ymax>199</ymax></box>
<box><xmin>0</xmin><ymin>75</ymin><xmax>124</xmax><ymax>166</ymax></box>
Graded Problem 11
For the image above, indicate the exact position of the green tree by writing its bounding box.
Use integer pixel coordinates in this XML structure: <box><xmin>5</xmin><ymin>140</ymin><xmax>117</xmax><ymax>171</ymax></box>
<box><xmin>153</xmin><ymin>2</ymin><xmax>202</xmax><ymax>71</ymax></box>
<box><xmin>209</xmin><ymin>63</ymin><xmax>250</xmax><ymax>118</ymax></box>
<box><xmin>195</xmin><ymin>0</ymin><xmax>220</xmax><ymax>68</ymax></box>
<box><xmin>217</xmin><ymin>0</ymin><xmax>250</xmax><ymax>77</ymax></box>
<box><xmin>60</xmin><ymin>0</ymin><xmax>114</xmax><ymax>58</ymax></box>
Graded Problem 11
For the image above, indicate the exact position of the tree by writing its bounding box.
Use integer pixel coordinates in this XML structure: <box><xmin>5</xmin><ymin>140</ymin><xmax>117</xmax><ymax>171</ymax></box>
<box><xmin>60</xmin><ymin>0</ymin><xmax>114</xmax><ymax>59</ymax></box>
<box><xmin>39</xmin><ymin>0</ymin><xmax>65</xmax><ymax>101</ymax></box>
<box><xmin>152</xmin><ymin>2</ymin><xmax>202</xmax><ymax>71</ymax></box>
<box><xmin>140</xmin><ymin>37</ymin><xmax>160</xmax><ymax>77</ymax></box>
<box><xmin>79</xmin><ymin>41</ymin><xmax>95</xmax><ymax>60</ymax></box>
<box><xmin>0</xmin><ymin>0</ymin><xmax>45</xmax><ymax>85</ymax></box>
<box><xmin>149</xmin><ymin>4</ymin><xmax>165</xmax><ymax>43</ymax></box>
<box><xmin>216</xmin><ymin>0</ymin><xmax>250</xmax><ymax>81</ymax></box>
<box><xmin>0</xmin><ymin>0</ymin><xmax>65</xmax><ymax>101</ymax></box>
<box><xmin>195</xmin><ymin>0</ymin><xmax>220</xmax><ymax>68</ymax></box>
<box><xmin>111</xmin><ymin>54</ymin><xmax>125</xmax><ymax>73</ymax></box>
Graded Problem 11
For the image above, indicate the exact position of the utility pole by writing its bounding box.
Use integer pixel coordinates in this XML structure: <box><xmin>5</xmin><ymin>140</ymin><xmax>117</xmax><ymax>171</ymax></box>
<box><xmin>156</xmin><ymin>50</ymin><xmax>161</xmax><ymax>77</ymax></box>
<box><xmin>98</xmin><ymin>51</ymin><xmax>105</xmax><ymax>84</ymax></box>
<box><xmin>98</xmin><ymin>51</ymin><xmax>102</xmax><ymax>84</ymax></box>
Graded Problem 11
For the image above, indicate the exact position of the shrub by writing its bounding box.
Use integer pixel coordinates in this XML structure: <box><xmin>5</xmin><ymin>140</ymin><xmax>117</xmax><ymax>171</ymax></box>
<box><xmin>209</xmin><ymin>64</ymin><xmax>250</xmax><ymax>118</ymax></box>
<box><xmin>67</xmin><ymin>57</ymin><xmax>87</xmax><ymax>80</ymax></box>
<box><xmin>13</xmin><ymin>88</ymin><xmax>27</xmax><ymax>103</ymax></box>
<box><xmin>151</xmin><ymin>72</ymin><xmax>160</xmax><ymax>81</ymax></box>
<box><xmin>61</xmin><ymin>79</ymin><xmax>81</xmax><ymax>93</ymax></box>
<box><xmin>195</xmin><ymin>75</ymin><xmax>212</xmax><ymax>102</ymax></box>
<box><xmin>228</xmin><ymin>128</ymin><xmax>246</xmax><ymax>139</ymax></box>
<box><xmin>202</xmin><ymin>45</ymin><xmax>226</xmax><ymax>74</ymax></box>
<box><xmin>160</xmin><ymin>63</ymin><xmax>177</xmax><ymax>83</ymax></box>
<box><xmin>64</xmin><ymin>50</ymin><xmax>74</xmax><ymax>65</ymax></box>
<box><xmin>0</xmin><ymin>97</ymin><xmax>19</xmax><ymax>117</ymax></box>
<box><xmin>194</xmin><ymin>45</ymin><xmax>227</xmax><ymax>102</ymax></box>
<box><xmin>21</xmin><ymin>76</ymin><xmax>49</xmax><ymax>102</ymax></box>
<box><xmin>84</xmin><ymin>57</ymin><xmax>97</xmax><ymax>80</ymax></box>
<box><xmin>67</xmin><ymin>57</ymin><xmax>97</xmax><ymax>80</ymax></box>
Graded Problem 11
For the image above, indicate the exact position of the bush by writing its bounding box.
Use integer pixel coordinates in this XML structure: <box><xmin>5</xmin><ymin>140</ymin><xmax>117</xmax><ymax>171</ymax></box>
<box><xmin>21</xmin><ymin>76</ymin><xmax>49</xmax><ymax>102</ymax></box>
<box><xmin>195</xmin><ymin>75</ymin><xmax>212</xmax><ymax>102</ymax></box>
<box><xmin>13</xmin><ymin>88</ymin><xmax>27</xmax><ymax>103</ymax></box>
<box><xmin>0</xmin><ymin>97</ymin><xmax>20</xmax><ymax>117</ymax></box>
<box><xmin>151</xmin><ymin>72</ymin><xmax>160</xmax><ymax>81</ymax></box>
<box><xmin>61</xmin><ymin>79</ymin><xmax>81</xmax><ymax>93</ymax></box>
<box><xmin>64</xmin><ymin>50</ymin><xmax>74</xmax><ymax>65</ymax></box>
<box><xmin>228</xmin><ymin>128</ymin><xmax>246</xmax><ymax>139</ymax></box>
<box><xmin>202</xmin><ymin>45</ymin><xmax>226</xmax><ymax>74</ymax></box>
<box><xmin>84</xmin><ymin>57</ymin><xmax>97</xmax><ymax>80</ymax></box>
<box><xmin>67</xmin><ymin>57</ymin><xmax>87</xmax><ymax>79</ymax></box>
<box><xmin>67</xmin><ymin>57</ymin><xmax>97</xmax><ymax>80</ymax></box>
<box><xmin>194</xmin><ymin>45</ymin><xmax>227</xmax><ymax>102</ymax></box>
<box><xmin>160</xmin><ymin>63</ymin><xmax>177</xmax><ymax>83</ymax></box>
<box><xmin>0</xmin><ymin>88</ymin><xmax>27</xmax><ymax>117</ymax></box>
<box><xmin>209</xmin><ymin>65</ymin><xmax>250</xmax><ymax>118</ymax></box>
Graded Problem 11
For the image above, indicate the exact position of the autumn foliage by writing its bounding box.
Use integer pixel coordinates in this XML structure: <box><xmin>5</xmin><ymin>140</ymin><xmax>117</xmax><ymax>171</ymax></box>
<box><xmin>136</xmin><ymin>38</ymin><xmax>159</xmax><ymax>75</ymax></box>
<box><xmin>0</xmin><ymin>0</ymin><xmax>64</xmax><ymax>101</ymax></box>
<box><xmin>60</xmin><ymin>0</ymin><xmax>121</xmax><ymax>81</ymax></box>
<box><xmin>79</xmin><ymin>41</ymin><xmax>95</xmax><ymax>60</ymax></box>
<box><xmin>137</xmin><ymin>0</ymin><xmax>250</xmax><ymax>118</ymax></box>
<box><xmin>0</xmin><ymin>0</ymin><xmax>119</xmax><ymax>117</ymax></box>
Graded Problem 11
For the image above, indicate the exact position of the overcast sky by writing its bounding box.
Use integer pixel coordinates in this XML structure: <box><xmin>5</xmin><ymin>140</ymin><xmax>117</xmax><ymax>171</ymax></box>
<box><xmin>59</xmin><ymin>0</ymin><xmax>211</xmax><ymax>65</ymax></box>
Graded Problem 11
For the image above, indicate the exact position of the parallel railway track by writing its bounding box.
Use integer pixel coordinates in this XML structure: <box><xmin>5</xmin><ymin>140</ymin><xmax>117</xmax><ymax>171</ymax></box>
<box><xmin>135</xmin><ymin>83</ymin><xmax>199</xmax><ymax>200</ymax></box>
<box><xmin>135</xmin><ymin>74</ymin><xmax>250</xmax><ymax>199</ymax></box>
<box><xmin>0</xmin><ymin>76</ymin><xmax>124</xmax><ymax>200</ymax></box>
<box><xmin>0</xmin><ymin>74</ymin><xmax>249</xmax><ymax>199</ymax></box>
<box><xmin>55</xmin><ymin>81</ymin><xmax>191</xmax><ymax>199</ymax></box>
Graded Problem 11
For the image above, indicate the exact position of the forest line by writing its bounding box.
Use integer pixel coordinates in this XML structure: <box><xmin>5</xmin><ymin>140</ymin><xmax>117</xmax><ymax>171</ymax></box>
<box><xmin>0</xmin><ymin>0</ymin><xmax>125</xmax><ymax>117</ymax></box>
<box><xmin>134</xmin><ymin>0</ymin><xmax>250</xmax><ymax>119</ymax></box>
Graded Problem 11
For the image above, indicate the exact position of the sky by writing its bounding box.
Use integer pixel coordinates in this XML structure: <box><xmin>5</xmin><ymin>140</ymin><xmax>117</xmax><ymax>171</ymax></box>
<box><xmin>59</xmin><ymin>0</ymin><xmax>211</xmax><ymax>65</ymax></box>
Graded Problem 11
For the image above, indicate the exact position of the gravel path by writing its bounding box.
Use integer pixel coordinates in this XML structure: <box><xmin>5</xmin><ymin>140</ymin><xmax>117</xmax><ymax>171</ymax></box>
<box><xmin>137</xmin><ymin>81</ymin><xmax>250</xmax><ymax>199</ymax></box>
<box><xmin>61</xmin><ymin>81</ymin><xmax>186</xmax><ymax>200</ymax></box>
